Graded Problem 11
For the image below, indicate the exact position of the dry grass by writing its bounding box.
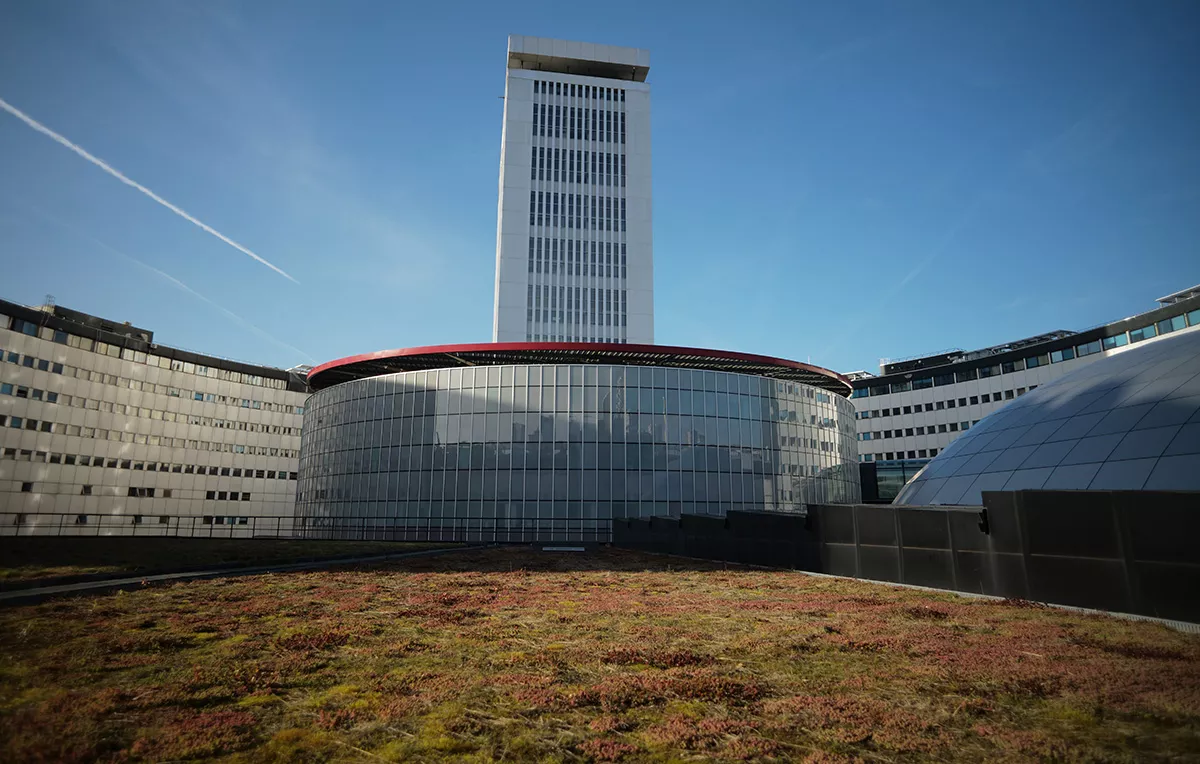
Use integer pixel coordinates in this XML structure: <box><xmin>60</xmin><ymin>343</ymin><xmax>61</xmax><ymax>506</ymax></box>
<box><xmin>0</xmin><ymin>538</ymin><xmax>455</xmax><ymax>588</ymax></box>
<box><xmin>1</xmin><ymin>546</ymin><xmax>1198</xmax><ymax>762</ymax></box>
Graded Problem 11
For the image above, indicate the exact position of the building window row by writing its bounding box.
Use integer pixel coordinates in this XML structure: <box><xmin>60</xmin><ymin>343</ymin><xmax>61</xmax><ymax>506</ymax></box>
<box><xmin>301</xmin><ymin>455</ymin><xmax>837</xmax><ymax>485</ymax></box>
<box><xmin>9</xmin><ymin>513</ymin><xmax>173</xmax><ymax>525</ymax></box>
<box><xmin>11</xmin><ymin>483</ymin><xmax>281</xmax><ymax>502</ymax></box>
<box><xmin>0</xmin><ymin>414</ymin><xmax>298</xmax><ymax>457</ymax></box>
<box><xmin>530</xmin><ymin>83</ymin><xmax>626</xmax><ymax>145</ymax></box>
<box><xmin>852</xmin><ymin>306</ymin><xmax>1200</xmax><ymax>399</ymax></box>
<box><xmin>528</xmin><ymin>238</ymin><xmax>626</xmax><ymax>279</ymax></box>
<box><xmin>300</xmin><ymin>460</ymin><xmax>848</xmax><ymax>504</ymax></box>
<box><xmin>532</xmin><ymin>103</ymin><xmax>625</xmax><ymax>144</ymax></box>
<box><xmin>530</xmin><ymin>335</ymin><xmax>628</xmax><ymax>344</ymax></box>
<box><xmin>303</xmin><ymin>411</ymin><xmax>851</xmax><ymax>454</ymax></box>
<box><xmin>1</xmin><ymin>315</ymin><xmax>291</xmax><ymax>390</ymax></box>
<box><xmin>0</xmin><ymin>346</ymin><xmax>304</xmax><ymax>415</ymax></box>
<box><xmin>0</xmin><ymin>384</ymin><xmax>299</xmax><ymax>435</ymax></box>
<box><xmin>859</xmin><ymin>421</ymin><xmax>980</xmax><ymax>441</ymax></box>
<box><xmin>528</xmin><ymin>191</ymin><xmax>626</xmax><ymax>232</ymax></box>
<box><xmin>856</xmin><ymin>388</ymin><xmax>1035</xmax><ymax>420</ymax></box>
<box><xmin>528</xmin><ymin>285</ymin><xmax>627</xmax><ymax>330</ymax></box>
<box><xmin>7</xmin><ymin>513</ymin><xmax>284</xmax><ymax>525</ymax></box>
<box><xmin>531</xmin><ymin>148</ymin><xmax>626</xmax><ymax>188</ymax></box>
<box><xmin>535</xmin><ymin>80</ymin><xmax>626</xmax><ymax>102</ymax></box>
<box><xmin>310</xmin><ymin>382</ymin><xmax>842</xmax><ymax>426</ymax></box>
<box><xmin>862</xmin><ymin>448</ymin><xmax>940</xmax><ymax>463</ymax></box>
<box><xmin>0</xmin><ymin>446</ymin><xmax>298</xmax><ymax>480</ymax></box>
<box><xmin>204</xmin><ymin>491</ymin><xmax>252</xmax><ymax>501</ymax></box>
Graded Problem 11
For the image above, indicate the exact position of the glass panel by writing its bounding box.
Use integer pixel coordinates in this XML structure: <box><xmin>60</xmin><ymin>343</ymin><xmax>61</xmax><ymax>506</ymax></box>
<box><xmin>1102</xmin><ymin>334</ymin><xmax>1128</xmax><ymax>350</ymax></box>
<box><xmin>1129</xmin><ymin>324</ymin><xmax>1157</xmax><ymax>343</ymax></box>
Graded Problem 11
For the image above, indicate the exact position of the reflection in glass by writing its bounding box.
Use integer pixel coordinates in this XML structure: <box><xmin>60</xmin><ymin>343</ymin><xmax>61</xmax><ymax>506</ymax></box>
<box><xmin>297</xmin><ymin>364</ymin><xmax>861</xmax><ymax>541</ymax></box>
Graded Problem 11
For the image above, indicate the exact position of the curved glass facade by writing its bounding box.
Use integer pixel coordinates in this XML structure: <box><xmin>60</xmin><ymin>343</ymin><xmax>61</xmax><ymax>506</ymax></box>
<box><xmin>296</xmin><ymin>364</ymin><xmax>860</xmax><ymax>541</ymax></box>
<box><xmin>895</xmin><ymin>327</ymin><xmax>1200</xmax><ymax>506</ymax></box>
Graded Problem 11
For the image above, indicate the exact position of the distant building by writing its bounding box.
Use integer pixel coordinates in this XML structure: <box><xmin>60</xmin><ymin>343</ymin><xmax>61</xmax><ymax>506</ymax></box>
<box><xmin>492</xmin><ymin>35</ymin><xmax>654</xmax><ymax>344</ymax></box>
<box><xmin>0</xmin><ymin>298</ymin><xmax>309</xmax><ymax>530</ymax></box>
<box><xmin>851</xmin><ymin>287</ymin><xmax>1200</xmax><ymax>501</ymax></box>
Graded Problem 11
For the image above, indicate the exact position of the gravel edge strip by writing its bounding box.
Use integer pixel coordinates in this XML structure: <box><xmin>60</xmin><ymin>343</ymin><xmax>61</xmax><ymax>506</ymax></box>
<box><xmin>0</xmin><ymin>545</ymin><xmax>484</xmax><ymax>607</ymax></box>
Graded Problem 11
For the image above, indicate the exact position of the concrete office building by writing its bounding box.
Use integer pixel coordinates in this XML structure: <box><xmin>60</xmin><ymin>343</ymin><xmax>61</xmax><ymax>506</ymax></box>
<box><xmin>851</xmin><ymin>287</ymin><xmax>1200</xmax><ymax>500</ymax></box>
<box><xmin>0</xmin><ymin>298</ymin><xmax>309</xmax><ymax>532</ymax></box>
<box><xmin>296</xmin><ymin>344</ymin><xmax>859</xmax><ymax>542</ymax></box>
<box><xmin>492</xmin><ymin>35</ymin><xmax>653</xmax><ymax>344</ymax></box>
<box><xmin>896</xmin><ymin>325</ymin><xmax>1200</xmax><ymax>505</ymax></box>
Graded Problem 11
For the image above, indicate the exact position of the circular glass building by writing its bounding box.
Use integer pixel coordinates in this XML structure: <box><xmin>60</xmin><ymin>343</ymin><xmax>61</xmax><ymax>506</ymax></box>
<box><xmin>297</xmin><ymin>343</ymin><xmax>860</xmax><ymax>542</ymax></box>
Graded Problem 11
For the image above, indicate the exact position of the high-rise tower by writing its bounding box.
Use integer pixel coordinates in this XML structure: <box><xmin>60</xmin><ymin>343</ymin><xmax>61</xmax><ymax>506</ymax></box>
<box><xmin>492</xmin><ymin>35</ymin><xmax>653</xmax><ymax>343</ymax></box>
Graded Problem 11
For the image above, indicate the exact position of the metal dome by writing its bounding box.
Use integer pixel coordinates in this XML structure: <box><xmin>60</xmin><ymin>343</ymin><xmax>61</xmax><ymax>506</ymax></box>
<box><xmin>894</xmin><ymin>328</ymin><xmax>1200</xmax><ymax>505</ymax></box>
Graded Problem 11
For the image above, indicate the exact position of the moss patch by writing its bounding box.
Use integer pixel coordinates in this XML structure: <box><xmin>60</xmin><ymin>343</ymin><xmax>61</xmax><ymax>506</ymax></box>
<box><xmin>1</xmin><ymin>546</ymin><xmax>1197</xmax><ymax>761</ymax></box>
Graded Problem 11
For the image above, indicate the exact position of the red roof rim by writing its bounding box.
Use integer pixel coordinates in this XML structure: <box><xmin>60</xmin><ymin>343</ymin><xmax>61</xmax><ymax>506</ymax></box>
<box><xmin>308</xmin><ymin>341</ymin><xmax>850</xmax><ymax>392</ymax></box>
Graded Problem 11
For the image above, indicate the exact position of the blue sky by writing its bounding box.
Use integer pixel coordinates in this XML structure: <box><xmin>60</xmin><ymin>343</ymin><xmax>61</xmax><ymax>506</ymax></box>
<box><xmin>1</xmin><ymin>1</ymin><xmax>1197</xmax><ymax>374</ymax></box>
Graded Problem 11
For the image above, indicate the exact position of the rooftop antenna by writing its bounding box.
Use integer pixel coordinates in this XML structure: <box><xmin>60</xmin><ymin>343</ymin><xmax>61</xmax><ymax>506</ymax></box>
<box><xmin>43</xmin><ymin>294</ymin><xmax>55</xmax><ymax>313</ymax></box>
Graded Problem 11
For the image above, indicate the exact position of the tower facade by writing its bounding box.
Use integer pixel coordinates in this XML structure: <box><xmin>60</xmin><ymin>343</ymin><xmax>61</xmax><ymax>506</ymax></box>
<box><xmin>492</xmin><ymin>35</ymin><xmax>653</xmax><ymax>344</ymax></box>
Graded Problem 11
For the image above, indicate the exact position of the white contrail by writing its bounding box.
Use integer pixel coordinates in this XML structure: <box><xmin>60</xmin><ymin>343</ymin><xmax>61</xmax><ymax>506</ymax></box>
<box><xmin>22</xmin><ymin>203</ymin><xmax>315</xmax><ymax>363</ymax></box>
<box><xmin>125</xmin><ymin>256</ymin><xmax>316</xmax><ymax>363</ymax></box>
<box><xmin>0</xmin><ymin>96</ymin><xmax>298</xmax><ymax>283</ymax></box>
